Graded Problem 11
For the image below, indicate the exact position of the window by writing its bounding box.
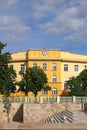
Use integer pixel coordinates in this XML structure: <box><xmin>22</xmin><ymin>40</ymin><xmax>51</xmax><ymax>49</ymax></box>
<box><xmin>9</xmin><ymin>65</ymin><xmax>13</xmax><ymax>69</ymax></box>
<box><xmin>20</xmin><ymin>64</ymin><xmax>25</xmax><ymax>71</ymax></box>
<box><xmin>85</xmin><ymin>65</ymin><xmax>87</xmax><ymax>69</ymax></box>
<box><xmin>64</xmin><ymin>64</ymin><xmax>68</xmax><ymax>71</ymax></box>
<box><xmin>33</xmin><ymin>63</ymin><xmax>37</xmax><ymax>67</ymax></box>
<box><xmin>64</xmin><ymin>82</ymin><xmax>68</xmax><ymax>90</ymax></box>
<box><xmin>42</xmin><ymin>89</ymin><xmax>48</xmax><ymax>95</ymax></box>
<box><xmin>52</xmin><ymin>63</ymin><xmax>56</xmax><ymax>70</ymax></box>
<box><xmin>74</xmin><ymin>65</ymin><xmax>79</xmax><ymax>71</ymax></box>
<box><xmin>52</xmin><ymin>75</ymin><xmax>57</xmax><ymax>82</ymax></box>
<box><xmin>52</xmin><ymin>88</ymin><xmax>57</xmax><ymax>95</ymax></box>
<box><xmin>43</xmin><ymin>63</ymin><xmax>47</xmax><ymax>70</ymax></box>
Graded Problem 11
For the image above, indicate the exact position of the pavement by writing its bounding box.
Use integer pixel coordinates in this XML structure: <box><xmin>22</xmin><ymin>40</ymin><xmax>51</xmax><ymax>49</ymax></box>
<box><xmin>0</xmin><ymin>122</ymin><xmax>87</xmax><ymax>130</ymax></box>
<box><xmin>0</xmin><ymin>110</ymin><xmax>87</xmax><ymax>129</ymax></box>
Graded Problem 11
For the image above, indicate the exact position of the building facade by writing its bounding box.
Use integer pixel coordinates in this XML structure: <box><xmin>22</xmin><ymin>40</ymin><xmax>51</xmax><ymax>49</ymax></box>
<box><xmin>10</xmin><ymin>49</ymin><xmax>87</xmax><ymax>96</ymax></box>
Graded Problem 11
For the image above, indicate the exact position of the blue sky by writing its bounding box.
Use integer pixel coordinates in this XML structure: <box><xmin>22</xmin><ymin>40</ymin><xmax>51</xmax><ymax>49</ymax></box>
<box><xmin>0</xmin><ymin>0</ymin><xmax>87</xmax><ymax>54</ymax></box>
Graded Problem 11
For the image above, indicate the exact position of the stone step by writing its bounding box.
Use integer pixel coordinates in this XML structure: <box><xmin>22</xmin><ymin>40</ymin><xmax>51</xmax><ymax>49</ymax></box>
<box><xmin>41</xmin><ymin>110</ymin><xmax>87</xmax><ymax>124</ymax></box>
<box><xmin>55</xmin><ymin>113</ymin><xmax>65</xmax><ymax>123</ymax></box>
<box><xmin>61</xmin><ymin>111</ymin><xmax>74</xmax><ymax>121</ymax></box>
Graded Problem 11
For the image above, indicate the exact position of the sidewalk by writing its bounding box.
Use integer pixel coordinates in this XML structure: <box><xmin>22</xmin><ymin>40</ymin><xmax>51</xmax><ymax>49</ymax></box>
<box><xmin>1</xmin><ymin>122</ymin><xmax>87</xmax><ymax>130</ymax></box>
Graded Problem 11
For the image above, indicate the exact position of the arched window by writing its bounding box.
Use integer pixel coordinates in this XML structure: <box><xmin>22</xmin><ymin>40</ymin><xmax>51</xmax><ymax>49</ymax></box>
<box><xmin>42</xmin><ymin>89</ymin><xmax>48</xmax><ymax>95</ymax></box>
<box><xmin>52</xmin><ymin>75</ymin><xmax>57</xmax><ymax>82</ymax></box>
<box><xmin>52</xmin><ymin>88</ymin><xmax>57</xmax><ymax>95</ymax></box>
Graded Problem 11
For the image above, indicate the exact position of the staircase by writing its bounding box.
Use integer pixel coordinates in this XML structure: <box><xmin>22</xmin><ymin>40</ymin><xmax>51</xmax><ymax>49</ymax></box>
<box><xmin>41</xmin><ymin>110</ymin><xmax>87</xmax><ymax>124</ymax></box>
<box><xmin>41</xmin><ymin>110</ymin><xmax>75</xmax><ymax>124</ymax></box>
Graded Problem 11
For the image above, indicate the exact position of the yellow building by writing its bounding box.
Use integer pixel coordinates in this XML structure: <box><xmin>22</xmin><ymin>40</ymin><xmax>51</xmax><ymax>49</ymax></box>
<box><xmin>10</xmin><ymin>49</ymin><xmax>87</xmax><ymax>96</ymax></box>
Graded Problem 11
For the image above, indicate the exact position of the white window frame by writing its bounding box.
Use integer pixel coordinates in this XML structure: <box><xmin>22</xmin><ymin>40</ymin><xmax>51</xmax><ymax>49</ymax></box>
<box><xmin>52</xmin><ymin>63</ymin><xmax>56</xmax><ymax>70</ymax></box>
<box><xmin>64</xmin><ymin>64</ymin><xmax>68</xmax><ymax>71</ymax></box>
<box><xmin>42</xmin><ymin>63</ymin><xmax>47</xmax><ymax>70</ymax></box>
<box><xmin>52</xmin><ymin>88</ymin><xmax>57</xmax><ymax>95</ymax></box>
<box><xmin>33</xmin><ymin>63</ymin><xmax>37</xmax><ymax>67</ymax></box>
<box><xmin>9</xmin><ymin>64</ymin><xmax>14</xmax><ymax>69</ymax></box>
<box><xmin>20</xmin><ymin>64</ymin><xmax>25</xmax><ymax>71</ymax></box>
<box><xmin>52</xmin><ymin>75</ymin><xmax>57</xmax><ymax>82</ymax></box>
<box><xmin>85</xmin><ymin>65</ymin><xmax>87</xmax><ymax>69</ymax></box>
<box><xmin>64</xmin><ymin>82</ymin><xmax>68</xmax><ymax>90</ymax></box>
<box><xmin>74</xmin><ymin>65</ymin><xmax>79</xmax><ymax>71</ymax></box>
<box><xmin>42</xmin><ymin>89</ymin><xmax>48</xmax><ymax>95</ymax></box>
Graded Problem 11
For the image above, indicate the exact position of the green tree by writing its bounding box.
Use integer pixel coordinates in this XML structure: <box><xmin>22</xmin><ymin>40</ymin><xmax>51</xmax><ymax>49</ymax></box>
<box><xmin>0</xmin><ymin>42</ymin><xmax>17</xmax><ymax>123</ymax></box>
<box><xmin>0</xmin><ymin>42</ymin><xmax>17</xmax><ymax>96</ymax></box>
<box><xmin>18</xmin><ymin>66</ymin><xmax>51</xmax><ymax>97</ymax></box>
<box><xmin>66</xmin><ymin>75</ymin><xmax>86</xmax><ymax>96</ymax></box>
<box><xmin>78</xmin><ymin>69</ymin><xmax>87</xmax><ymax>91</ymax></box>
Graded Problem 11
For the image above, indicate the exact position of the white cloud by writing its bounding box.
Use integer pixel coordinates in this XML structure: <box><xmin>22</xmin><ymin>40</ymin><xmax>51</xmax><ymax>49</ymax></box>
<box><xmin>32</xmin><ymin>0</ymin><xmax>66</xmax><ymax>19</ymax></box>
<box><xmin>65</xmin><ymin>27</ymin><xmax>87</xmax><ymax>42</ymax></box>
<box><xmin>0</xmin><ymin>16</ymin><xmax>19</xmax><ymax>27</ymax></box>
<box><xmin>37</xmin><ymin>0</ymin><xmax>87</xmax><ymax>43</ymax></box>
<box><xmin>39</xmin><ymin>6</ymin><xmax>83</xmax><ymax>33</ymax></box>
<box><xmin>0</xmin><ymin>0</ymin><xmax>87</xmax><ymax>45</ymax></box>
<box><xmin>43</xmin><ymin>0</ymin><xmax>65</xmax><ymax>5</ymax></box>
<box><xmin>32</xmin><ymin>3</ymin><xmax>55</xmax><ymax>20</ymax></box>
<box><xmin>70</xmin><ymin>0</ymin><xmax>87</xmax><ymax>16</ymax></box>
<box><xmin>0</xmin><ymin>16</ymin><xmax>31</xmax><ymax>42</ymax></box>
<box><xmin>0</xmin><ymin>0</ymin><xmax>19</xmax><ymax>10</ymax></box>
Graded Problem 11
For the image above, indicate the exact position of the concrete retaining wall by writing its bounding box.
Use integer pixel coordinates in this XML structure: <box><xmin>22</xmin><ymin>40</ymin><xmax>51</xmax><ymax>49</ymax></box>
<box><xmin>23</xmin><ymin>103</ymin><xmax>82</xmax><ymax>123</ymax></box>
<box><xmin>0</xmin><ymin>102</ymin><xmax>83</xmax><ymax>123</ymax></box>
<box><xmin>84</xmin><ymin>103</ymin><xmax>87</xmax><ymax>111</ymax></box>
<box><xmin>0</xmin><ymin>103</ymin><xmax>23</xmax><ymax>123</ymax></box>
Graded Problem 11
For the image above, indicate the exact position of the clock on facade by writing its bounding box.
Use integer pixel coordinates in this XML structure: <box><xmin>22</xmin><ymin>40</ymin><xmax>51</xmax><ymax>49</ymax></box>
<box><xmin>42</xmin><ymin>49</ymin><xmax>47</xmax><ymax>56</ymax></box>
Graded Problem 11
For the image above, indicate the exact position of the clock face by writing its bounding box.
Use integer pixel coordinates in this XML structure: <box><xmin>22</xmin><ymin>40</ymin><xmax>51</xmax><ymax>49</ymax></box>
<box><xmin>42</xmin><ymin>49</ymin><xmax>47</xmax><ymax>56</ymax></box>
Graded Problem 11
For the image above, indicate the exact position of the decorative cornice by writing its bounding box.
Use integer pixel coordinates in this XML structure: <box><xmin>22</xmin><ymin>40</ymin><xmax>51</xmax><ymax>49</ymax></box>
<box><xmin>28</xmin><ymin>58</ymin><xmax>61</xmax><ymax>61</ymax></box>
<box><xmin>9</xmin><ymin>59</ymin><xmax>27</xmax><ymax>63</ymax></box>
<box><xmin>9</xmin><ymin>58</ymin><xmax>87</xmax><ymax>64</ymax></box>
<box><xmin>62</xmin><ymin>59</ymin><xmax>87</xmax><ymax>63</ymax></box>
<box><xmin>28</xmin><ymin>58</ymin><xmax>87</xmax><ymax>63</ymax></box>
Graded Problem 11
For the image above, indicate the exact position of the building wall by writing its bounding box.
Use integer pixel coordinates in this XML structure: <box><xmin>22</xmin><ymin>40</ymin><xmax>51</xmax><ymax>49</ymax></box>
<box><xmin>60</xmin><ymin>51</ymin><xmax>87</xmax><ymax>95</ymax></box>
<box><xmin>11</xmin><ymin>51</ymin><xmax>26</xmax><ymax>60</ymax></box>
<box><xmin>10</xmin><ymin>49</ymin><xmax>87</xmax><ymax>96</ymax></box>
<box><xmin>27</xmin><ymin>49</ymin><xmax>62</xmax><ymax>95</ymax></box>
<box><xmin>11</xmin><ymin>51</ymin><xmax>27</xmax><ymax>82</ymax></box>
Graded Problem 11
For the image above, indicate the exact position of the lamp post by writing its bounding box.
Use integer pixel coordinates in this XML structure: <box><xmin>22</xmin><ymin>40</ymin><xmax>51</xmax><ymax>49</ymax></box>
<box><xmin>80</xmin><ymin>83</ymin><xmax>83</xmax><ymax>103</ymax></box>
<box><xmin>72</xmin><ymin>85</ymin><xmax>74</xmax><ymax>88</ymax></box>
<box><xmin>80</xmin><ymin>83</ymin><xmax>82</xmax><ymax>87</ymax></box>
<box><xmin>24</xmin><ymin>86</ymin><xmax>26</xmax><ymax>90</ymax></box>
<box><xmin>24</xmin><ymin>86</ymin><xmax>28</xmax><ymax>102</ymax></box>
<box><xmin>24</xmin><ymin>86</ymin><xmax>26</xmax><ymax>96</ymax></box>
<box><xmin>72</xmin><ymin>85</ymin><xmax>76</xmax><ymax>103</ymax></box>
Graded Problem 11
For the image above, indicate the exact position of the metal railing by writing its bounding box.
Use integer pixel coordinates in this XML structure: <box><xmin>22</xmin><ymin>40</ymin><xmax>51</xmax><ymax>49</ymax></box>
<box><xmin>43</xmin><ymin>96</ymin><xmax>57</xmax><ymax>103</ymax></box>
<box><xmin>60</xmin><ymin>96</ymin><xmax>72</xmax><ymax>103</ymax></box>
<box><xmin>0</xmin><ymin>96</ymin><xmax>87</xmax><ymax>103</ymax></box>
<box><xmin>75</xmin><ymin>96</ymin><xmax>87</xmax><ymax>103</ymax></box>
